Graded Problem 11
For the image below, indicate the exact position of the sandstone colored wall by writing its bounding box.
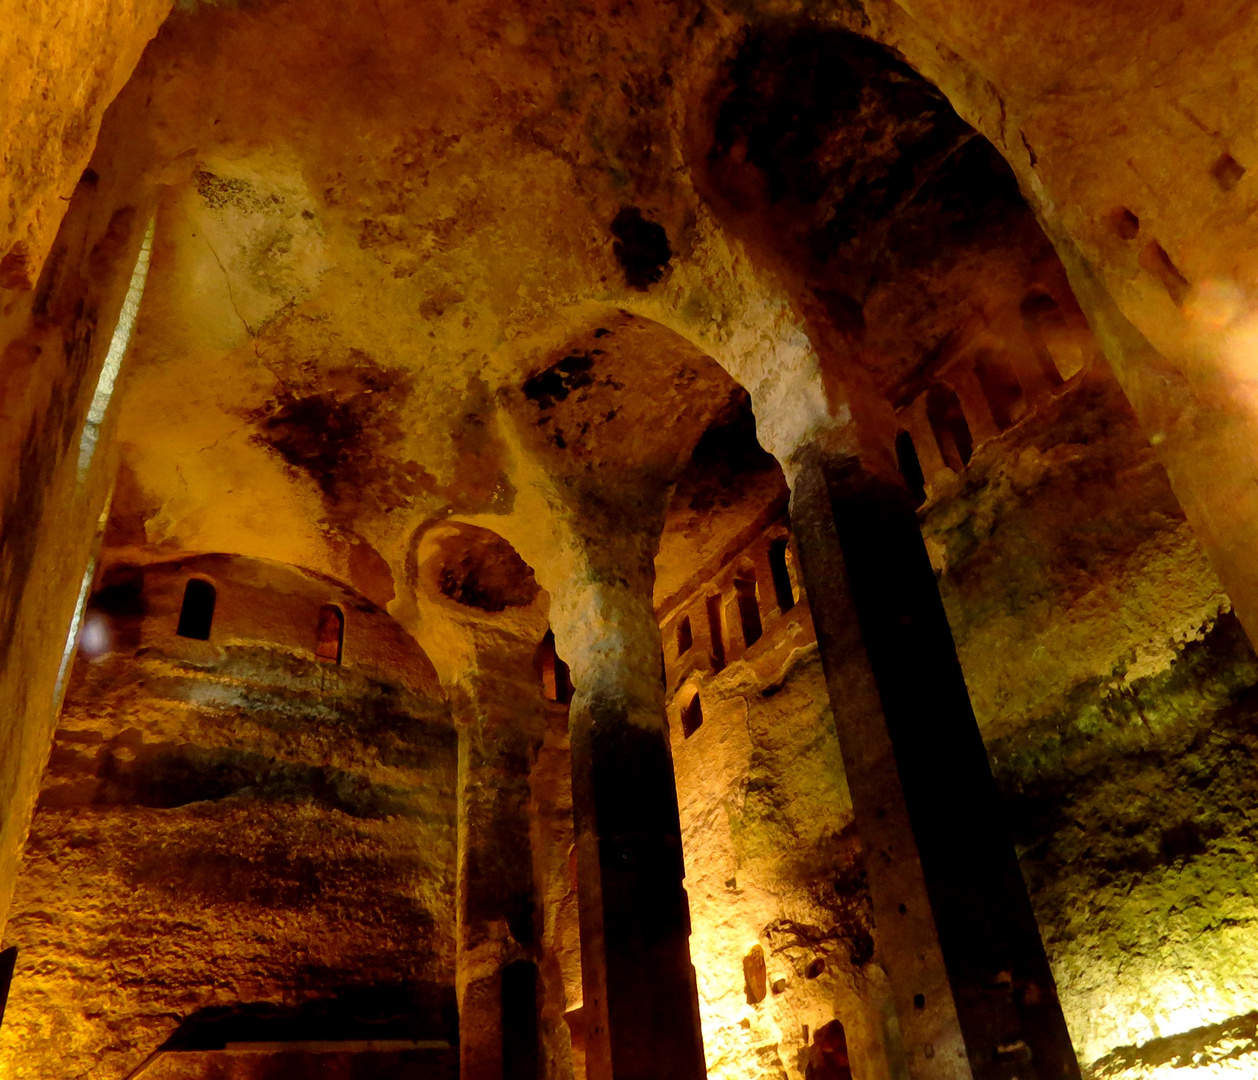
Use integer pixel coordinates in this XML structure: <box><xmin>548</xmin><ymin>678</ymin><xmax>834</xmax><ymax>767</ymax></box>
<box><xmin>659</xmin><ymin>506</ymin><xmax>884</xmax><ymax>1080</ymax></box>
<box><xmin>0</xmin><ymin>0</ymin><xmax>168</xmax><ymax>291</ymax></box>
<box><xmin>0</xmin><ymin>555</ymin><xmax>457</xmax><ymax>1080</ymax></box>
<box><xmin>922</xmin><ymin>364</ymin><xmax>1258</xmax><ymax>1067</ymax></box>
<box><xmin>658</xmin><ymin>355</ymin><xmax>1258</xmax><ymax>1078</ymax></box>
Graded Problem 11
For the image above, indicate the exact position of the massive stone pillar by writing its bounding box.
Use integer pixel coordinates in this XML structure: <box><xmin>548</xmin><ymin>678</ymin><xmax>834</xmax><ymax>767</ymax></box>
<box><xmin>454</xmin><ymin>676</ymin><xmax>546</xmax><ymax>1080</ymax></box>
<box><xmin>550</xmin><ymin>576</ymin><xmax>706</xmax><ymax>1080</ymax></box>
<box><xmin>788</xmin><ymin>443</ymin><xmax>1079</xmax><ymax>1080</ymax></box>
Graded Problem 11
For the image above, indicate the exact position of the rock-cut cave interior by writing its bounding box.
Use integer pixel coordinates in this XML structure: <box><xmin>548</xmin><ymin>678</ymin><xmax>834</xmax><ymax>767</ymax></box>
<box><xmin>2</xmin><ymin>2</ymin><xmax>1258</xmax><ymax>1079</ymax></box>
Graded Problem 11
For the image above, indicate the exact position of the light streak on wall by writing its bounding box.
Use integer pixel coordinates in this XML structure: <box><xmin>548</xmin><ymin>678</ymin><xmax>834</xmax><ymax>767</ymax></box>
<box><xmin>76</xmin><ymin>217</ymin><xmax>155</xmax><ymax>482</ymax></box>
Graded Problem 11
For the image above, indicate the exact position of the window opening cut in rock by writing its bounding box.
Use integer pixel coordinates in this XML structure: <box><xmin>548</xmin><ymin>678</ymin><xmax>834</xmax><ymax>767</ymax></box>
<box><xmin>1021</xmin><ymin>292</ymin><xmax>1083</xmax><ymax>383</ymax></box>
<box><xmin>315</xmin><ymin>604</ymin><xmax>344</xmax><ymax>664</ymax></box>
<box><xmin>682</xmin><ymin>691</ymin><xmax>703</xmax><ymax>738</ymax></box>
<box><xmin>539</xmin><ymin>630</ymin><xmax>572</xmax><ymax>705</ymax></box>
<box><xmin>811</xmin><ymin>1019</ymin><xmax>853</xmax><ymax>1080</ymax></box>
<box><xmin>768</xmin><ymin>538</ymin><xmax>796</xmax><ymax>613</ymax></box>
<box><xmin>676</xmin><ymin>615</ymin><xmax>693</xmax><ymax>655</ymax></box>
<box><xmin>744</xmin><ymin>944</ymin><xmax>767</xmax><ymax>1004</ymax></box>
<box><xmin>734</xmin><ymin>572</ymin><xmax>763</xmax><ymax>648</ymax></box>
<box><xmin>894</xmin><ymin>432</ymin><xmax>927</xmax><ymax>507</ymax></box>
<box><xmin>925</xmin><ymin>384</ymin><xmax>973</xmax><ymax>472</ymax></box>
<box><xmin>705</xmin><ymin>594</ymin><xmax>726</xmax><ymax>671</ymax></box>
<box><xmin>176</xmin><ymin>579</ymin><xmax>216</xmax><ymax>640</ymax></box>
<box><xmin>973</xmin><ymin>349</ymin><xmax>1026</xmax><ymax>431</ymax></box>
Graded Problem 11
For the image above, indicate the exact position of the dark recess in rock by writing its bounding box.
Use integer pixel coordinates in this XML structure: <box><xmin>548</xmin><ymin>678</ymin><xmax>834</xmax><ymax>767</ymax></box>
<box><xmin>683</xmin><ymin>388</ymin><xmax>779</xmax><ymax>514</ymax></box>
<box><xmin>523</xmin><ymin>352</ymin><xmax>595</xmax><ymax>410</ymax></box>
<box><xmin>610</xmin><ymin>206</ymin><xmax>672</xmax><ymax>290</ymax></box>
<box><xmin>706</xmin><ymin>22</ymin><xmax>1024</xmax><ymax>289</ymax></box>
<box><xmin>161</xmin><ymin>985</ymin><xmax>458</xmax><ymax>1048</ymax></box>
<box><xmin>89</xmin><ymin>741</ymin><xmax>427</xmax><ymax>820</ymax></box>
<box><xmin>435</xmin><ymin>528</ymin><xmax>539</xmax><ymax>612</ymax></box>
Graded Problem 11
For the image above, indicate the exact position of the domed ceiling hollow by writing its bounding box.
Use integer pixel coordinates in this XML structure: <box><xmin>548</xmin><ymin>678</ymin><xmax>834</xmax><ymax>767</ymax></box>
<box><xmin>421</xmin><ymin>523</ymin><xmax>540</xmax><ymax>615</ymax></box>
<box><xmin>695</xmin><ymin>22</ymin><xmax>1075</xmax><ymax>407</ymax></box>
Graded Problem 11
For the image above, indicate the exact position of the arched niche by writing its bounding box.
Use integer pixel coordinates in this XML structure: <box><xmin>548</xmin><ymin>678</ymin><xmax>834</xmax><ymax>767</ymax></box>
<box><xmin>88</xmin><ymin>553</ymin><xmax>441</xmax><ymax>692</ymax></box>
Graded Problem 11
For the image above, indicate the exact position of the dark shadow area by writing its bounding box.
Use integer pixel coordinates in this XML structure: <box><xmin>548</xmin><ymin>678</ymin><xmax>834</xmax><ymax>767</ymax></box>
<box><xmin>40</xmin><ymin>739</ymin><xmax>440</xmax><ymax>821</ymax></box>
<box><xmin>159</xmin><ymin>983</ymin><xmax>459</xmax><ymax>1050</ymax></box>
<box><xmin>610</xmin><ymin>206</ymin><xmax>672</xmax><ymax>290</ymax></box>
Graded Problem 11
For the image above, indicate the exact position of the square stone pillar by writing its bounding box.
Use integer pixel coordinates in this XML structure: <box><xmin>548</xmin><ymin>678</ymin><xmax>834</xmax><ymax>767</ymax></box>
<box><xmin>789</xmin><ymin>450</ymin><xmax>1080</xmax><ymax>1080</ymax></box>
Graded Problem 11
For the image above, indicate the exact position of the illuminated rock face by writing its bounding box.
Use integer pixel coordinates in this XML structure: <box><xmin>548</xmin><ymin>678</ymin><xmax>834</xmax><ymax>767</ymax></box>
<box><xmin>653</xmin><ymin>356</ymin><xmax>1258</xmax><ymax>1078</ymax></box>
<box><xmin>4</xmin><ymin>3</ymin><xmax>1258</xmax><ymax>1080</ymax></box>
<box><xmin>0</xmin><ymin>556</ymin><xmax>458</xmax><ymax>1080</ymax></box>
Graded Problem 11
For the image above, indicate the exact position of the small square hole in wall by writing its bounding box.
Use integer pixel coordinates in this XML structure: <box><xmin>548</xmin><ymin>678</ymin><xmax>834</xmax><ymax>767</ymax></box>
<box><xmin>1109</xmin><ymin>206</ymin><xmax>1140</xmax><ymax>240</ymax></box>
<box><xmin>1212</xmin><ymin>152</ymin><xmax>1246</xmax><ymax>192</ymax></box>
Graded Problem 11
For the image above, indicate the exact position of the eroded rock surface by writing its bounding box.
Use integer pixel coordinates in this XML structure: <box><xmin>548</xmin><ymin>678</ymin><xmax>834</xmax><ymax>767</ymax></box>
<box><xmin>0</xmin><ymin>557</ymin><xmax>457</xmax><ymax>1080</ymax></box>
<box><xmin>3</xmin><ymin>2</ymin><xmax>1258</xmax><ymax>1079</ymax></box>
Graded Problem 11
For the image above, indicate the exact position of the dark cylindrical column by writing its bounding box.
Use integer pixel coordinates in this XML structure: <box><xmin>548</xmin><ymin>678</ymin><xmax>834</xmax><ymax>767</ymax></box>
<box><xmin>558</xmin><ymin>585</ymin><xmax>706</xmax><ymax>1080</ymax></box>
<box><xmin>790</xmin><ymin>448</ymin><xmax>1080</xmax><ymax>1080</ymax></box>
<box><xmin>456</xmin><ymin>713</ymin><xmax>542</xmax><ymax>1080</ymax></box>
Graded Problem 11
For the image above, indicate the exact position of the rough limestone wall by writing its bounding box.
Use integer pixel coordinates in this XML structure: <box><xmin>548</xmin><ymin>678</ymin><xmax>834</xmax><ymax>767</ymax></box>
<box><xmin>992</xmin><ymin>615</ymin><xmax>1258</xmax><ymax>1073</ymax></box>
<box><xmin>922</xmin><ymin>366</ymin><xmax>1258</xmax><ymax>1069</ymax></box>
<box><xmin>669</xmin><ymin>607</ymin><xmax>884</xmax><ymax>1080</ymax></box>
<box><xmin>0</xmin><ymin>0</ymin><xmax>169</xmax><ymax>289</ymax></box>
<box><xmin>0</xmin><ymin>569</ymin><xmax>458</xmax><ymax>1080</ymax></box>
<box><xmin>667</xmin><ymin>360</ymin><xmax>1258</xmax><ymax>1078</ymax></box>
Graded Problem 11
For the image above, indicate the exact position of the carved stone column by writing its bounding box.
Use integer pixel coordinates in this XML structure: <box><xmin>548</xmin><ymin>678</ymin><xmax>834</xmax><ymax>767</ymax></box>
<box><xmin>788</xmin><ymin>444</ymin><xmax>1080</xmax><ymax>1080</ymax></box>
<box><xmin>454</xmin><ymin>672</ymin><xmax>547</xmax><ymax>1080</ymax></box>
<box><xmin>550</xmin><ymin>573</ymin><xmax>706</xmax><ymax>1080</ymax></box>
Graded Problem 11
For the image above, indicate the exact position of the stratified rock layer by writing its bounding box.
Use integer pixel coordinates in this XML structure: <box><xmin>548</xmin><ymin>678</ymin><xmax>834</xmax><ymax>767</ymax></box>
<box><xmin>0</xmin><ymin>557</ymin><xmax>457</xmax><ymax>1080</ymax></box>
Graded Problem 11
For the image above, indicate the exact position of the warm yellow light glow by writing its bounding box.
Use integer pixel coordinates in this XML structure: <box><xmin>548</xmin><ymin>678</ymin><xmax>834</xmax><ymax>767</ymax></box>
<box><xmin>1184</xmin><ymin>279</ymin><xmax>1246</xmax><ymax>330</ymax></box>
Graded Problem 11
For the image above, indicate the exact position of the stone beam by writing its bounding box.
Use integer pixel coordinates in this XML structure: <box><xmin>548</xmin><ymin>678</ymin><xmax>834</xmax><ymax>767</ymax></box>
<box><xmin>0</xmin><ymin>160</ymin><xmax>155</xmax><ymax>933</ymax></box>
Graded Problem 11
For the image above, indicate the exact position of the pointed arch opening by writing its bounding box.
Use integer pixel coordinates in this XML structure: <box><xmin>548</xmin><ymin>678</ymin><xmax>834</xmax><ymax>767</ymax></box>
<box><xmin>676</xmin><ymin>614</ymin><xmax>693</xmax><ymax>655</ymax></box>
<box><xmin>972</xmin><ymin>348</ymin><xmax>1026</xmax><ymax>431</ymax></box>
<box><xmin>705</xmin><ymin>594</ymin><xmax>727</xmax><ymax>671</ymax></box>
<box><xmin>682</xmin><ymin>691</ymin><xmax>704</xmax><ymax>738</ymax></box>
<box><xmin>1022</xmin><ymin>292</ymin><xmax>1084</xmax><ymax>384</ymax></box>
<box><xmin>538</xmin><ymin>630</ymin><xmax>573</xmax><ymax>705</ymax></box>
<box><xmin>734</xmin><ymin>568</ymin><xmax>762</xmax><ymax>649</ymax></box>
<box><xmin>894</xmin><ymin>431</ymin><xmax>927</xmax><ymax>506</ymax></box>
